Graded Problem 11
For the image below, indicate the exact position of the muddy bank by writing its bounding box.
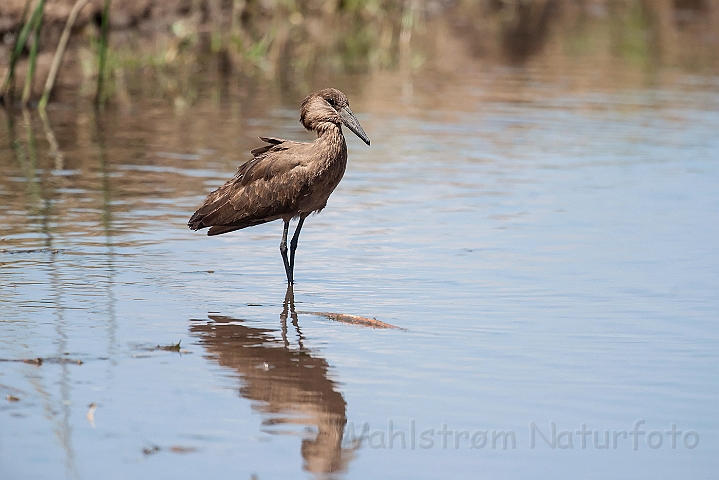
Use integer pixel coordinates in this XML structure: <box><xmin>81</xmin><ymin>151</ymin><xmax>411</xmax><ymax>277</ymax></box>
<box><xmin>1</xmin><ymin>0</ymin><xmax>718</xmax><ymax>106</ymax></box>
<box><xmin>1</xmin><ymin>0</ymin><xmax>192</xmax><ymax>34</ymax></box>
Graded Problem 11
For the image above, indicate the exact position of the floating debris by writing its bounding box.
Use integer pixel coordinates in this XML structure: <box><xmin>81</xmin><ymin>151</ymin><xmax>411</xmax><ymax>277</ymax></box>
<box><xmin>301</xmin><ymin>311</ymin><xmax>404</xmax><ymax>330</ymax></box>
<box><xmin>6</xmin><ymin>395</ymin><xmax>20</xmax><ymax>402</ymax></box>
<box><xmin>0</xmin><ymin>248</ymin><xmax>62</xmax><ymax>254</ymax></box>
<box><xmin>142</xmin><ymin>445</ymin><xmax>161</xmax><ymax>456</ymax></box>
<box><xmin>155</xmin><ymin>341</ymin><xmax>181</xmax><ymax>352</ymax></box>
<box><xmin>140</xmin><ymin>444</ymin><xmax>197</xmax><ymax>455</ymax></box>
<box><xmin>132</xmin><ymin>341</ymin><xmax>189</xmax><ymax>354</ymax></box>
<box><xmin>0</xmin><ymin>357</ymin><xmax>83</xmax><ymax>365</ymax></box>
<box><xmin>86</xmin><ymin>403</ymin><xmax>97</xmax><ymax>427</ymax></box>
<box><xmin>169</xmin><ymin>445</ymin><xmax>198</xmax><ymax>454</ymax></box>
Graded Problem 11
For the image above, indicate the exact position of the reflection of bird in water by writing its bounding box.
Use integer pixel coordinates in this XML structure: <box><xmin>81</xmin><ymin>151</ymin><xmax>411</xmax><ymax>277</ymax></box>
<box><xmin>189</xmin><ymin>286</ymin><xmax>357</xmax><ymax>476</ymax></box>
<box><xmin>188</xmin><ymin>88</ymin><xmax>371</xmax><ymax>284</ymax></box>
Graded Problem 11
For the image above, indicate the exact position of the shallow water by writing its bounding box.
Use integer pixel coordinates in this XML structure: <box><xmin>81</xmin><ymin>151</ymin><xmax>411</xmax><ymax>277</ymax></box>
<box><xmin>1</xmin><ymin>62</ymin><xmax>718</xmax><ymax>479</ymax></box>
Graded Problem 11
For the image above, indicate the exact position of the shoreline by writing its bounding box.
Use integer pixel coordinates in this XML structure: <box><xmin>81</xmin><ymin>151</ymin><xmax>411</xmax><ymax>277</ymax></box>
<box><xmin>1</xmin><ymin>0</ymin><xmax>718</xmax><ymax>107</ymax></box>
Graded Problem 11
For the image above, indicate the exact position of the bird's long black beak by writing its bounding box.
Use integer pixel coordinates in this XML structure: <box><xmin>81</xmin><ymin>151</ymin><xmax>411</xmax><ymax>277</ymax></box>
<box><xmin>339</xmin><ymin>106</ymin><xmax>371</xmax><ymax>146</ymax></box>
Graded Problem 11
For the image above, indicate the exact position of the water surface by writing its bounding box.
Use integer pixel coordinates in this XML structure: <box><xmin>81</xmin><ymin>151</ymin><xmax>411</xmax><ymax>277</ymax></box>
<box><xmin>1</xmin><ymin>63</ymin><xmax>718</xmax><ymax>479</ymax></box>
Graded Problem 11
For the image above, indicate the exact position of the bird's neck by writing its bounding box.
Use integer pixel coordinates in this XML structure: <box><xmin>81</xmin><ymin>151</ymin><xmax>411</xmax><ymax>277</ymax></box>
<box><xmin>314</xmin><ymin>121</ymin><xmax>342</xmax><ymax>137</ymax></box>
<box><xmin>314</xmin><ymin>122</ymin><xmax>347</xmax><ymax>159</ymax></box>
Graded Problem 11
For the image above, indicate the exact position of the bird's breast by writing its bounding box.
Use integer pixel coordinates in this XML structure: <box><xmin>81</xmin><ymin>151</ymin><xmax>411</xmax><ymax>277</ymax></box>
<box><xmin>297</xmin><ymin>139</ymin><xmax>347</xmax><ymax>214</ymax></box>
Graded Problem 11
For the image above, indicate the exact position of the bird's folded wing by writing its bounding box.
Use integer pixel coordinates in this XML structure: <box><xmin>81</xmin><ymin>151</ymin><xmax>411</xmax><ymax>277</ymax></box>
<box><xmin>250</xmin><ymin>136</ymin><xmax>290</xmax><ymax>157</ymax></box>
<box><xmin>190</xmin><ymin>143</ymin><xmax>309</xmax><ymax>230</ymax></box>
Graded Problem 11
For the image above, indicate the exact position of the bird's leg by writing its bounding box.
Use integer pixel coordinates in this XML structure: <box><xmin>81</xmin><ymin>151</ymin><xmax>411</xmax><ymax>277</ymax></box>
<box><xmin>280</xmin><ymin>220</ymin><xmax>292</xmax><ymax>284</ymax></box>
<box><xmin>288</xmin><ymin>217</ymin><xmax>305</xmax><ymax>283</ymax></box>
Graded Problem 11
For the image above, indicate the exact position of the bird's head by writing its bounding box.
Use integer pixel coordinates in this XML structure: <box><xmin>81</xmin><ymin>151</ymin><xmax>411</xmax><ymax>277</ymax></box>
<box><xmin>300</xmin><ymin>88</ymin><xmax>371</xmax><ymax>146</ymax></box>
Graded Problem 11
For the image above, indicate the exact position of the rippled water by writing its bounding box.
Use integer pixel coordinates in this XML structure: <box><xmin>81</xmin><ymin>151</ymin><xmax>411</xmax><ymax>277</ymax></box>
<box><xmin>1</xmin><ymin>64</ymin><xmax>718</xmax><ymax>479</ymax></box>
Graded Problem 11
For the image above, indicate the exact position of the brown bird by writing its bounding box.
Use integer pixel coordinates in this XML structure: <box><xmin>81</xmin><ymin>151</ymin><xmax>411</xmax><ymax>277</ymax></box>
<box><xmin>188</xmin><ymin>88</ymin><xmax>370</xmax><ymax>284</ymax></box>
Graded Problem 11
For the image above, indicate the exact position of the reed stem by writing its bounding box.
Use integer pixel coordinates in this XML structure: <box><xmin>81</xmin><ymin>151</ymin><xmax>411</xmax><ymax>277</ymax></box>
<box><xmin>38</xmin><ymin>0</ymin><xmax>92</xmax><ymax>111</ymax></box>
<box><xmin>95</xmin><ymin>0</ymin><xmax>112</xmax><ymax>107</ymax></box>
<box><xmin>1</xmin><ymin>0</ymin><xmax>40</xmax><ymax>103</ymax></box>
<box><xmin>22</xmin><ymin>2</ymin><xmax>45</xmax><ymax>105</ymax></box>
